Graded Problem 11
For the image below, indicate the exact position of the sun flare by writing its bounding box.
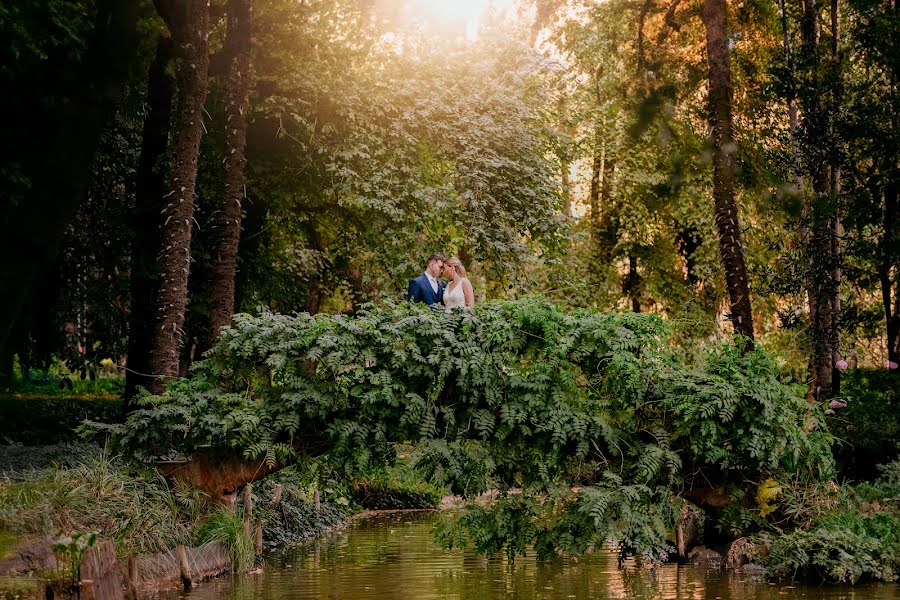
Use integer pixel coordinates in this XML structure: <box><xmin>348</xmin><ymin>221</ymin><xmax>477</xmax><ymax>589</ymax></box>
<box><xmin>406</xmin><ymin>0</ymin><xmax>517</xmax><ymax>39</ymax></box>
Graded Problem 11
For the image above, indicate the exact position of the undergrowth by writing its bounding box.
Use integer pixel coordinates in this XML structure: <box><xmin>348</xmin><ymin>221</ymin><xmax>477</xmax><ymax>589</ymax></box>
<box><xmin>761</xmin><ymin>459</ymin><xmax>900</xmax><ymax>583</ymax></box>
<box><xmin>88</xmin><ymin>299</ymin><xmax>834</xmax><ymax>562</ymax></box>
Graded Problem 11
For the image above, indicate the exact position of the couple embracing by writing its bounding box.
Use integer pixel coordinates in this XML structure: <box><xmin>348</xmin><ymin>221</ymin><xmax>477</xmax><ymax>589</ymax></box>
<box><xmin>407</xmin><ymin>254</ymin><xmax>475</xmax><ymax>309</ymax></box>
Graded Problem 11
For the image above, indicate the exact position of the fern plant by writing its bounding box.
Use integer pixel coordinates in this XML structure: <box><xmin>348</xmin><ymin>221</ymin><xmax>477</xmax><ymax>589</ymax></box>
<box><xmin>85</xmin><ymin>298</ymin><xmax>832</xmax><ymax>560</ymax></box>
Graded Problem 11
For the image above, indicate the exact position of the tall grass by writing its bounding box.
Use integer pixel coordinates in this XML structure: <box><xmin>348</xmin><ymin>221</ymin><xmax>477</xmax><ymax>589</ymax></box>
<box><xmin>194</xmin><ymin>510</ymin><xmax>256</xmax><ymax>572</ymax></box>
<box><xmin>0</xmin><ymin>447</ymin><xmax>204</xmax><ymax>555</ymax></box>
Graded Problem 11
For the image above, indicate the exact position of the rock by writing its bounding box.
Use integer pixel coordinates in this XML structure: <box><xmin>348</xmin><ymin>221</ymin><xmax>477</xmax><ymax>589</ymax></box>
<box><xmin>725</xmin><ymin>537</ymin><xmax>755</xmax><ymax>569</ymax></box>
<box><xmin>740</xmin><ymin>563</ymin><xmax>766</xmax><ymax>575</ymax></box>
<box><xmin>687</xmin><ymin>545</ymin><xmax>723</xmax><ymax>568</ymax></box>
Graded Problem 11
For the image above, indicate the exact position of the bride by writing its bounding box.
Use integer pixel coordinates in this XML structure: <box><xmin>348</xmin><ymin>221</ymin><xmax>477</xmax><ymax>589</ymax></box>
<box><xmin>442</xmin><ymin>257</ymin><xmax>475</xmax><ymax>309</ymax></box>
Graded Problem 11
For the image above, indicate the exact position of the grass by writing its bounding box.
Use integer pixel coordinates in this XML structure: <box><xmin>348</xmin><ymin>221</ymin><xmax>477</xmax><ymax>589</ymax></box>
<box><xmin>0</xmin><ymin>445</ymin><xmax>357</xmax><ymax>572</ymax></box>
<box><xmin>195</xmin><ymin>510</ymin><xmax>256</xmax><ymax>572</ymax></box>
<box><xmin>0</xmin><ymin>446</ymin><xmax>201</xmax><ymax>557</ymax></box>
<box><xmin>0</xmin><ymin>532</ymin><xmax>16</xmax><ymax>559</ymax></box>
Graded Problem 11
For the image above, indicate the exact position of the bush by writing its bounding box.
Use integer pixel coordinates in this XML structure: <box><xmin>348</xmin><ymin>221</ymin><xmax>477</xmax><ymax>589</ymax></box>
<box><xmin>350</xmin><ymin>476</ymin><xmax>442</xmax><ymax>510</ymax></box>
<box><xmin>252</xmin><ymin>470</ymin><xmax>351</xmax><ymax>549</ymax></box>
<box><xmin>89</xmin><ymin>299</ymin><xmax>832</xmax><ymax>561</ymax></box>
<box><xmin>831</xmin><ymin>370</ymin><xmax>900</xmax><ymax>480</ymax></box>
<box><xmin>762</xmin><ymin>459</ymin><xmax>900</xmax><ymax>583</ymax></box>
<box><xmin>0</xmin><ymin>395</ymin><xmax>122</xmax><ymax>445</ymax></box>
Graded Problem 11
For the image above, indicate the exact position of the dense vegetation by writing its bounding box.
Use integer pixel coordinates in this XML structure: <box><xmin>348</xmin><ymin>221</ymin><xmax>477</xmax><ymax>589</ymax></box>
<box><xmin>1</xmin><ymin>0</ymin><xmax>899</xmax><ymax>588</ymax></box>
<box><xmin>90</xmin><ymin>300</ymin><xmax>838</xmax><ymax>562</ymax></box>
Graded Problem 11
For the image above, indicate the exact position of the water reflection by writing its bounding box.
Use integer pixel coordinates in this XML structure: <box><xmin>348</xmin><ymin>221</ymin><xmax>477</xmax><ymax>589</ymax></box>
<box><xmin>166</xmin><ymin>512</ymin><xmax>899</xmax><ymax>600</ymax></box>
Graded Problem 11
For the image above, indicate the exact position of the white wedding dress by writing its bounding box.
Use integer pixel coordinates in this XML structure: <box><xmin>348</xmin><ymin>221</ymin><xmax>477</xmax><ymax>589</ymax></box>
<box><xmin>443</xmin><ymin>279</ymin><xmax>469</xmax><ymax>309</ymax></box>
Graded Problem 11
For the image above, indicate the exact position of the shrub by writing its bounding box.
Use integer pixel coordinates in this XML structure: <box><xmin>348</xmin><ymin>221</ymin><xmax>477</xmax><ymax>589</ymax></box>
<box><xmin>0</xmin><ymin>395</ymin><xmax>122</xmax><ymax>444</ymax></box>
<box><xmin>350</xmin><ymin>476</ymin><xmax>442</xmax><ymax>510</ymax></box>
<box><xmin>89</xmin><ymin>299</ymin><xmax>831</xmax><ymax>561</ymax></box>
<box><xmin>762</xmin><ymin>460</ymin><xmax>900</xmax><ymax>583</ymax></box>
<box><xmin>831</xmin><ymin>370</ymin><xmax>900</xmax><ymax>480</ymax></box>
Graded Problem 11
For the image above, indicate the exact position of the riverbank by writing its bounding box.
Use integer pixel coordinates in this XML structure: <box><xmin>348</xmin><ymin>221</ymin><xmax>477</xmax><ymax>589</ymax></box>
<box><xmin>0</xmin><ymin>443</ymin><xmax>444</xmax><ymax>597</ymax></box>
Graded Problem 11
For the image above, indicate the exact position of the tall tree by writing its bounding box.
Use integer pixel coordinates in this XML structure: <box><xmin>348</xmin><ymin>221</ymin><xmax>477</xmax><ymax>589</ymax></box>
<box><xmin>702</xmin><ymin>0</ymin><xmax>756</xmax><ymax>346</ymax></box>
<box><xmin>125</xmin><ymin>35</ymin><xmax>175</xmax><ymax>402</ymax></box>
<box><xmin>207</xmin><ymin>0</ymin><xmax>251</xmax><ymax>347</ymax></box>
<box><xmin>149</xmin><ymin>0</ymin><xmax>211</xmax><ymax>393</ymax></box>
<box><xmin>800</xmin><ymin>0</ymin><xmax>841</xmax><ymax>399</ymax></box>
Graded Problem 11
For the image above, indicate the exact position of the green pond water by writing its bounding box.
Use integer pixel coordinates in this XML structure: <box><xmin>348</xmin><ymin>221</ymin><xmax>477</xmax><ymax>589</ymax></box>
<box><xmin>166</xmin><ymin>512</ymin><xmax>899</xmax><ymax>600</ymax></box>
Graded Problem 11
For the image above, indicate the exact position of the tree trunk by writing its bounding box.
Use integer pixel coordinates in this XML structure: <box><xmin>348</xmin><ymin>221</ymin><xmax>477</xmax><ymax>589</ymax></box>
<box><xmin>883</xmin><ymin>180</ymin><xmax>900</xmax><ymax>363</ymax></box>
<box><xmin>0</xmin><ymin>0</ymin><xmax>141</xmax><ymax>377</ymax></box>
<box><xmin>149</xmin><ymin>0</ymin><xmax>211</xmax><ymax>394</ymax></box>
<box><xmin>624</xmin><ymin>255</ymin><xmax>641</xmax><ymax>312</ymax></box>
<box><xmin>589</xmin><ymin>137</ymin><xmax>604</xmax><ymax>246</ymax></box>
<box><xmin>125</xmin><ymin>36</ymin><xmax>175</xmax><ymax>404</ymax></box>
<box><xmin>207</xmin><ymin>0</ymin><xmax>251</xmax><ymax>348</ymax></box>
<box><xmin>702</xmin><ymin>0</ymin><xmax>756</xmax><ymax>348</ymax></box>
<box><xmin>801</xmin><ymin>0</ymin><xmax>841</xmax><ymax>400</ymax></box>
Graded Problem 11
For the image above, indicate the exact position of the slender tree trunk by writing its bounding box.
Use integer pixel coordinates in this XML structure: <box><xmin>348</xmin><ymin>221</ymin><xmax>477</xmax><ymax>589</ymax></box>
<box><xmin>801</xmin><ymin>0</ymin><xmax>841</xmax><ymax>400</ymax></box>
<box><xmin>561</xmin><ymin>162</ymin><xmax>572</xmax><ymax>218</ymax></box>
<box><xmin>207</xmin><ymin>0</ymin><xmax>251</xmax><ymax>348</ymax></box>
<box><xmin>702</xmin><ymin>0</ymin><xmax>756</xmax><ymax>348</ymax></box>
<box><xmin>778</xmin><ymin>0</ymin><xmax>805</xmax><ymax>196</ymax></box>
<box><xmin>624</xmin><ymin>255</ymin><xmax>641</xmax><ymax>312</ymax></box>
<box><xmin>883</xmin><ymin>180</ymin><xmax>900</xmax><ymax>363</ymax></box>
<box><xmin>149</xmin><ymin>1</ymin><xmax>211</xmax><ymax>393</ymax></box>
<box><xmin>829</xmin><ymin>0</ymin><xmax>843</xmax><ymax>394</ymax></box>
<box><xmin>589</xmin><ymin>137</ymin><xmax>604</xmax><ymax>245</ymax></box>
<box><xmin>125</xmin><ymin>36</ymin><xmax>175</xmax><ymax>404</ymax></box>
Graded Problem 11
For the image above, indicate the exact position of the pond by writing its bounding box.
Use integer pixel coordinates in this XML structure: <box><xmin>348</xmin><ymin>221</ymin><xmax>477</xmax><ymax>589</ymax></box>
<box><xmin>168</xmin><ymin>512</ymin><xmax>899</xmax><ymax>600</ymax></box>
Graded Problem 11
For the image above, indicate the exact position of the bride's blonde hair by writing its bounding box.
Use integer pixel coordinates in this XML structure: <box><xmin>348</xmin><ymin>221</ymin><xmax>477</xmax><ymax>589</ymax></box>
<box><xmin>446</xmin><ymin>257</ymin><xmax>466</xmax><ymax>278</ymax></box>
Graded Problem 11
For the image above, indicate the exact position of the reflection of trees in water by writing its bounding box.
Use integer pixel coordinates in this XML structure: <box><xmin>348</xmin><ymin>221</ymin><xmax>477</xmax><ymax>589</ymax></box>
<box><xmin>167</xmin><ymin>516</ymin><xmax>900</xmax><ymax>600</ymax></box>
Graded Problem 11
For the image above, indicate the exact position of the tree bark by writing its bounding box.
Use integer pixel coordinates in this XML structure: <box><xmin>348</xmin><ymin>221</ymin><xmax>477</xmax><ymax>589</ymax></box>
<box><xmin>702</xmin><ymin>0</ymin><xmax>756</xmax><ymax>348</ymax></box>
<box><xmin>0</xmin><ymin>0</ymin><xmax>141</xmax><ymax>379</ymax></box>
<box><xmin>589</xmin><ymin>138</ymin><xmax>604</xmax><ymax>246</ymax></box>
<box><xmin>207</xmin><ymin>0</ymin><xmax>251</xmax><ymax>348</ymax></box>
<box><xmin>126</xmin><ymin>36</ymin><xmax>176</xmax><ymax>404</ymax></box>
<box><xmin>883</xmin><ymin>180</ymin><xmax>900</xmax><ymax>363</ymax></box>
<box><xmin>149</xmin><ymin>0</ymin><xmax>211</xmax><ymax>394</ymax></box>
<box><xmin>801</xmin><ymin>0</ymin><xmax>841</xmax><ymax>400</ymax></box>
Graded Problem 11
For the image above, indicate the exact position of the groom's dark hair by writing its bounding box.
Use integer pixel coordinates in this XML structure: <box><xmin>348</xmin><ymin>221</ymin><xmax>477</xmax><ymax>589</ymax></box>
<box><xmin>426</xmin><ymin>253</ymin><xmax>446</xmax><ymax>265</ymax></box>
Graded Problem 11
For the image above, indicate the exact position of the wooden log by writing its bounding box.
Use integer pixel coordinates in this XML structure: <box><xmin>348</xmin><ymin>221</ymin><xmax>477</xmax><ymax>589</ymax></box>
<box><xmin>79</xmin><ymin>541</ymin><xmax>124</xmax><ymax>600</ymax></box>
<box><xmin>255</xmin><ymin>521</ymin><xmax>263</xmax><ymax>555</ymax></box>
<box><xmin>80</xmin><ymin>579</ymin><xmax>97</xmax><ymax>600</ymax></box>
<box><xmin>314</xmin><ymin>490</ymin><xmax>320</xmax><ymax>510</ymax></box>
<box><xmin>272</xmin><ymin>484</ymin><xmax>283</xmax><ymax>505</ymax></box>
<box><xmin>242</xmin><ymin>484</ymin><xmax>253</xmax><ymax>517</ymax></box>
<box><xmin>126</xmin><ymin>555</ymin><xmax>138</xmax><ymax>600</ymax></box>
<box><xmin>176</xmin><ymin>545</ymin><xmax>193</xmax><ymax>590</ymax></box>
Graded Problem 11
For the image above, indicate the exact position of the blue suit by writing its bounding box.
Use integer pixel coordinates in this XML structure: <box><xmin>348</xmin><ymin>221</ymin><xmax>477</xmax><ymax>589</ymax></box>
<box><xmin>408</xmin><ymin>273</ymin><xmax>445</xmax><ymax>306</ymax></box>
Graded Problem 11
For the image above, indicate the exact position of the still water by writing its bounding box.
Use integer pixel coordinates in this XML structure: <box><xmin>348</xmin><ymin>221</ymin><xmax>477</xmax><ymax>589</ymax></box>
<box><xmin>172</xmin><ymin>512</ymin><xmax>899</xmax><ymax>600</ymax></box>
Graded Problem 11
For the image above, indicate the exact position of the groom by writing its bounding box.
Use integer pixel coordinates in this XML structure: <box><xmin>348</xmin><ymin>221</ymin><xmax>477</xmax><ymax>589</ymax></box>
<box><xmin>407</xmin><ymin>254</ymin><xmax>446</xmax><ymax>306</ymax></box>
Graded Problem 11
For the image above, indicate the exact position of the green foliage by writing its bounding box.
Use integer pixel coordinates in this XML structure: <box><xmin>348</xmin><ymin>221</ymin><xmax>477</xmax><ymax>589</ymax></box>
<box><xmin>831</xmin><ymin>370</ymin><xmax>900</xmax><ymax>479</ymax></box>
<box><xmin>0</xmin><ymin>394</ymin><xmax>121</xmax><ymax>444</ymax></box>
<box><xmin>252</xmin><ymin>469</ymin><xmax>350</xmax><ymax>549</ymax></box>
<box><xmin>51</xmin><ymin>531</ymin><xmax>96</xmax><ymax>583</ymax></box>
<box><xmin>350</xmin><ymin>475</ymin><xmax>442</xmax><ymax>510</ymax></box>
<box><xmin>195</xmin><ymin>509</ymin><xmax>256</xmax><ymax>572</ymax></box>
<box><xmin>762</xmin><ymin>460</ymin><xmax>900</xmax><ymax>583</ymax></box>
<box><xmin>92</xmin><ymin>299</ymin><xmax>830</xmax><ymax>560</ymax></box>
